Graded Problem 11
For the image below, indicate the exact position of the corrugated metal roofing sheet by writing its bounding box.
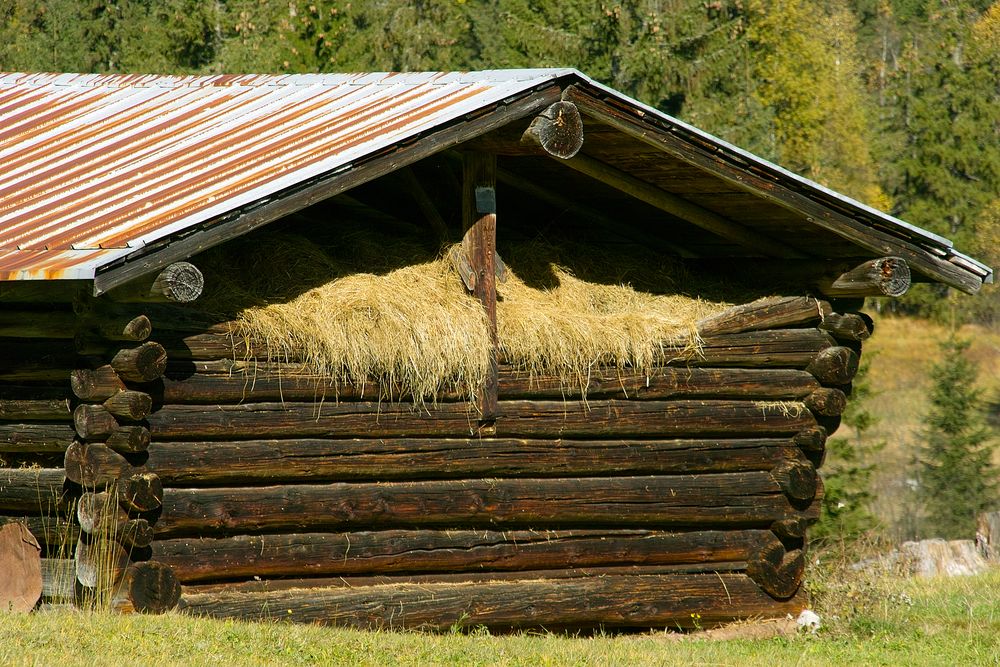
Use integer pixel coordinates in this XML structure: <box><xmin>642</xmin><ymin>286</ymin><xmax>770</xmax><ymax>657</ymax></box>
<box><xmin>0</xmin><ymin>70</ymin><xmax>573</xmax><ymax>280</ymax></box>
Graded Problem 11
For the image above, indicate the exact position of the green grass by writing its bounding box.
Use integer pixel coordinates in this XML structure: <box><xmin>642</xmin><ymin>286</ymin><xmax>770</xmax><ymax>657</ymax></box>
<box><xmin>3</xmin><ymin>567</ymin><xmax>998</xmax><ymax>666</ymax></box>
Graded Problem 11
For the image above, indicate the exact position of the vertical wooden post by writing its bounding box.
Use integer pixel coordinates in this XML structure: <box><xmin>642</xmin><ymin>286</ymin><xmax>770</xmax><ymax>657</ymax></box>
<box><xmin>462</xmin><ymin>152</ymin><xmax>499</xmax><ymax>420</ymax></box>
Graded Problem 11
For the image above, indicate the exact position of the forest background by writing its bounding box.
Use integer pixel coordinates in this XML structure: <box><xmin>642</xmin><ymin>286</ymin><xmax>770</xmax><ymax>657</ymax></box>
<box><xmin>1</xmin><ymin>0</ymin><xmax>998</xmax><ymax>543</ymax></box>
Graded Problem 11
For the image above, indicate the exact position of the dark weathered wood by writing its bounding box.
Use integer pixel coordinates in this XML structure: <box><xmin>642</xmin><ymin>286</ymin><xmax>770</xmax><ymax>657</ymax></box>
<box><xmin>105</xmin><ymin>425</ymin><xmax>151</xmax><ymax>454</ymax></box>
<box><xmin>0</xmin><ymin>468</ymin><xmax>67</xmax><ymax>512</ymax></box>
<box><xmin>110</xmin><ymin>342</ymin><xmax>168</xmax><ymax>383</ymax></box>
<box><xmin>156</xmin><ymin>473</ymin><xmax>820</xmax><ymax>537</ymax></box>
<box><xmin>178</xmin><ymin>573</ymin><xmax>806</xmax><ymax>629</ymax></box>
<box><xmin>768</xmin><ymin>460</ymin><xmax>817</xmax><ymax>501</ymax></box>
<box><xmin>746</xmin><ymin>540</ymin><xmax>806</xmax><ymax>600</ymax></box>
<box><xmin>102</xmin><ymin>390</ymin><xmax>153</xmax><ymax>421</ymax></box>
<box><xmin>63</xmin><ymin>441</ymin><xmax>129</xmax><ymax>487</ymax></box>
<box><xmin>94</xmin><ymin>314</ymin><xmax>153</xmax><ymax>342</ymax></box>
<box><xmin>697</xmin><ymin>297</ymin><xmax>829</xmax><ymax>337</ymax></box>
<box><xmin>0</xmin><ymin>521</ymin><xmax>42</xmax><ymax>612</ymax></box>
<box><xmin>806</xmin><ymin>346</ymin><xmax>860</xmax><ymax>385</ymax></box>
<box><xmin>74</xmin><ymin>536</ymin><xmax>129</xmax><ymax>588</ymax></box>
<box><xmin>0</xmin><ymin>397</ymin><xmax>72</xmax><ymax>421</ymax></box>
<box><xmin>821</xmin><ymin>257</ymin><xmax>910</xmax><ymax>297</ymax></box>
<box><xmin>792</xmin><ymin>426</ymin><xmax>828</xmax><ymax>451</ymax></box>
<box><xmin>565</xmin><ymin>86</ymin><xmax>982</xmax><ymax>293</ymax></box>
<box><xmin>771</xmin><ymin>517</ymin><xmax>810</xmax><ymax>540</ymax></box>
<box><xmin>462</xmin><ymin>151</ymin><xmax>499</xmax><ymax>419</ymax></box>
<box><xmin>106</xmin><ymin>262</ymin><xmax>204</xmax><ymax>303</ymax></box>
<box><xmin>819</xmin><ymin>312</ymin><xmax>873</xmax><ymax>342</ymax></box>
<box><xmin>116</xmin><ymin>472</ymin><xmax>163</xmax><ymax>513</ymax></box>
<box><xmin>152</xmin><ymin>360</ymin><xmax>821</xmax><ymax>404</ymax></box>
<box><xmin>73</xmin><ymin>404</ymin><xmax>118</xmax><ymax>441</ymax></box>
<box><xmin>154</xmin><ymin>528</ymin><xmax>778</xmax><ymax>583</ymax></box>
<box><xmin>1</xmin><ymin>515</ymin><xmax>79</xmax><ymax>556</ymax></box>
<box><xmin>146</xmin><ymin>399</ymin><xmax>816</xmax><ymax>441</ymax></box>
<box><xmin>71</xmin><ymin>365</ymin><xmax>126</xmax><ymax>402</ymax></box>
<box><xmin>144</xmin><ymin>437</ymin><xmax>808</xmax><ymax>485</ymax></box>
<box><xmin>0</xmin><ymin>341</ymin><xmax>78</xmax><ymax>381</ymax></box>
<box><xmin>93</xmin><ymin>85</ymin><xmax>562</xmax><ymax>293</ymax></box>
<box><xmin>77</xmin><ymin>492</ymin><xmax>128</xmax><ymax>535</ymax></box>
<box><xmin>804</xmin><ymin>388</ymin><xmax>848</xmax><ymax>416</ymax></box>
<box><xmin>521</xmin><ymin>100</ymin><xmax>585</xmax><ymax>159</ymax></box>
<box><xmin>111</xmin><ymin>561</ymin><xmax>181</xmax><ymax>613</ymax></box>
<box><xmin>560</xmin><ymin>152</ymin><xmax>805</xmax><ymax>258</ymax></box>
<box><xmin>0</xmin><ymin>310</ymin><xmax>78</xmax><ymax>338</ymax></box>
<box><xmin>0</xmin><ymin>423</ymin><xmax>76</xmax><ymax>453</ymax></box>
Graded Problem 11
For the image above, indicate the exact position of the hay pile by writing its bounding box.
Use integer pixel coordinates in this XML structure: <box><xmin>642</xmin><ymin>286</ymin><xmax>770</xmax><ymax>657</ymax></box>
<box><xmin>197</xmin><ymin>229</ymin><xmax>742</xmax><ymax>403</ymax></box>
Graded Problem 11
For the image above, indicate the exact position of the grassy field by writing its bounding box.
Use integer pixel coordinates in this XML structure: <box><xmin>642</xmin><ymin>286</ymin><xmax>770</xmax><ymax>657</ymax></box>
<box><xmin>856</xmin><ymin>314</ymin><xmax>1000</xmax><ymax>538</ymax></box>
<box><xmin>2</xmin><ymin>565</ymin><xmax>998</xmax><ymax>666</ymax></box>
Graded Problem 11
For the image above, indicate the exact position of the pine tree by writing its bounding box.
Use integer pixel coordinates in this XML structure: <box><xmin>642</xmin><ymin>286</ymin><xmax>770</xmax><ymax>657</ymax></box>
<box><xmin>812</xmin><ymin>358</ymin><xmax>885</xmax><ymax>544</ymax></box>
<box><xmin>916</xmin><ymin>336</ymin><xmax>996</xmax><ymax>539</ymax></box>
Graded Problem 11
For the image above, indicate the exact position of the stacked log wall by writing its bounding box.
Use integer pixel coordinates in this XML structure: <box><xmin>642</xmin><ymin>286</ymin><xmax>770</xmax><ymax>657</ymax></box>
<box><xmin>81</xmin><ymin>295</ymin><xmax>867</xmax><ymax>630</ymax></box>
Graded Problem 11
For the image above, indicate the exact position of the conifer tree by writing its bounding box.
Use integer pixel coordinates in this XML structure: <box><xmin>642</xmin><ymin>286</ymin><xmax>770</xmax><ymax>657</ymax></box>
<box><xmin>916</xmin><ymin>336</ymin><xmax>996</xmax><ymax>539</ymax></box>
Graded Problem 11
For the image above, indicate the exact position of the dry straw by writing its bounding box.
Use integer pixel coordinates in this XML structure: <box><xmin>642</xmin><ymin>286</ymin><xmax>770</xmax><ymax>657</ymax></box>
<box><xmin>197</xmin><ymin>229</ymin><xmax>747</xmax><ymax>403</ymax></box>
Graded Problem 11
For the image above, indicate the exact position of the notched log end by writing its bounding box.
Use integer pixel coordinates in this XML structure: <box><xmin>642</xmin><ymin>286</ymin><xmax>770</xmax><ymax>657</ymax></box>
<box><xmin>521</xmin><ymin>101</ymin><xmax>584</xmax><ymax>160</ymax></box>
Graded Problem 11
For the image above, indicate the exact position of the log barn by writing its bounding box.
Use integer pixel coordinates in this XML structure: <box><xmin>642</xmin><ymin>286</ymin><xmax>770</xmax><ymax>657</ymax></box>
<box><xmin>0</xmin><ymin>70</ymin><xmax>991</xmax><ymax>628</ymax></box>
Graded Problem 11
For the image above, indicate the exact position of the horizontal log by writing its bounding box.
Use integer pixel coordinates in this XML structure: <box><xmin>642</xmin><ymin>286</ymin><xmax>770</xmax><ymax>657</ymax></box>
<box><xmin>178</xmin><ymin>572</ymin><xmax>806</xmax><ymax>629</ymax></box>
<box><xmin>111</xmin><ymin>561</ymin><xmax>181</xmax><ymax>613</ymax></box>
<box><xmin>104</xmin><ymin>262</ymin><xmax>204</xmax><ymax>304</ymax></box>
<box><xmin>696</xmin><ymin>297</ymin><xmax>828</xmax><ymax>337</ymax></box>
<box><xmin>804</xmin><ymin>388</ymin><xmax>848</xmax><ymax>417</ymax></box>
<box><xmin>74</xmin><ymin>535</ymin><xmax>129</xmax><ymax>588</ymax></box>
<box><xmin>820</xmin><ymin>257</ymin><xmax>910</xmax><ymax>297</ymax></box>
<box><xmin>64</xmin><ymin>441</ymin><xmax>130</xmax><ymax>487</ymax></box>
<box><xmin>160</xmin><ymin>328</ymin><xmax>836</xmax><ymax>370</ymax></box>
<box><xmin>1</xmin><ymin>515</ymin><xmax>79</xmax><ymax>556</ymax></box>
<box><xmin>103</xmin><ymin>390</ymin><xmax>153</xmax><ymax>421</ymax></box>
<box><xmin>143</xmin><ymin>436</ymin><xmax>809</xmax><ymax>486</ymax></box>
<box><xmin>806</xmin><ymin>346</ymin><xmax>860</xmax><ymax>385</ymax></box>
<box><xmin>106</xmin><ymin>425</ymin><xmax>151</xmax><ymax>454</ymax></box>
<box><xmin>92</xmin><ymin>314</ymin><xmax>152</xmax><ymax>342</ymax></box>
<box><xmin>146</xmin><ymin>399</ymin><xmax>816</xmax><ymax>441</ymax></box>
<box><xmin>747</xmin><ymin>541</ymin><xmax>806</xmax><ymax>600</ymax></box>
<box><xmin>0</xmin><ymin>468</ymin><xmax>67</xmax><ymax>512</ymax></box>
<box><xmin>117</xmin><ymin>472</ymin><xmax>163</xmax><ymax>513</ymax></box>
<box><xmin>154</xmin><ymin>528</ymin><xmax>780</xmax><ymax>583</ymax></box>
<box><xmin>155</xmin><ymin>473</ymin><xmax>820</xmax><ymax>538</ymax></box>
<box><xmin>0</xmin><ymin>309</ymin><xmax>78</xmax><ymax>338</ymax></box>
<box><xmin>151</xmin><ymin>361</ymin><xmax>821</xmax><ymax>404</ymax></box>
<box><xmin>70</xmin><ymin>365</ymin><xmax>125</xmax><ymax>402</ymax></box>
<box><xmin>110</xmin><ymin>342</ymin><xmax>168</xmax><ymax>383</ymax></box>
<box><xmin>0</xmin><ymin>341</ymin><xmax>77</xmax><ymax>381</ymax></box>
<box><xmin>0</xmin><ymin>398</ymin><xmax>72</xmax><ymax>421</ymax></box>
<box><xmin>40</xmin><ymin>558</ymin><xmax>77</xmax><ymax>602</ymax></box>
<box><xmin>0</xmin><ymin>423</ymin><xmax>76</xmax><ymax>453</ymax></box>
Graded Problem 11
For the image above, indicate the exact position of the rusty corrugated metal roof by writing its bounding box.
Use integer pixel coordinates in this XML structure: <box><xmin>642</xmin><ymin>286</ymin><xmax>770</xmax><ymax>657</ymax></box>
<box><xmin>0</xmin><ymin>70</ymin><xmax>574</xmax><ymax>280</ymax></box>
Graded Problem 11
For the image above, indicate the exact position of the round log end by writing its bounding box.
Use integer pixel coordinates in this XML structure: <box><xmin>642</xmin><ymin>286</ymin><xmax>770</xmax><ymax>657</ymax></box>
<box><xmin>805</xmin><ymin>346</ymin><xmax>860</xmax><ymax>386</ymax></box>
<box><xmin>106</xmin><ymin>425</ymin><xmax>151</xmax><ymax>454</ymax></box>
<box><xmin>873</xmin><ymin>257</ymin><xmax>911</xmax><ymax>297</ymax></box>
<box><xmin>522</xmin><ymin>101</ymin><xmax>584</xmax><ymax>159</ymax></box>
<box><xmin>153</xmin><ymin>262</ymin><xmax>204</xmax><ymax>303</ymax></box>
<box><xmin>803</xmin><ymin>388</ymin><xmax>848</xmax><ymax>417</ymax></box>
<box><xmin>747</xmin><ymin>544</ymin><xmax>805</xmax><ymax>600</ymax></box>
<box><xmin>118</xmin><ymin>472</ymin><xmax>164</xmax><ymax>513</ymax></box>
<box><xmin>112</xmin><ymin>342</ymin><xmax>168</xmax><ymax>383</ymax></box>
<box><xmin>116</xmin><ymin>561</ymin><xmax>181</xmax><ymax>613</ymax></box>
<box><xmin>770</xmin><ymin>460</ymin><xmax>817</xmax><ymax>502</ymax></box>
<box><xmin>75</xmin><ymin>536</ymin><xmax>129</xmax><ymax>589</ymax></box>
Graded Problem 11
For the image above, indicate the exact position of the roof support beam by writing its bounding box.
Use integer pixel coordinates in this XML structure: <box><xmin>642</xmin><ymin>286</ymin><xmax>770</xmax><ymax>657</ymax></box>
<box><xmin>564</xmin><ymin>85</ymin><xmax>983</xmax><ymax>293</ymax></box>
<box><xmin>556</xmin><ymin>153</ymin><xmax>806</xmax><ymax>259</ymax></box>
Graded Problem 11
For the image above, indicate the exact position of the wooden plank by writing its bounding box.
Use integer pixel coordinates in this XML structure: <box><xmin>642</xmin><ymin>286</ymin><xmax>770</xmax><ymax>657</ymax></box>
<box><xmin>143</xmin><ymin>436</ymin><xmax>808</xmax><ymax>485</ymax></box>
<box><xmin>178</xmin><ymin>573</ymin><xmax>806</xmax><ymax>629</ymax></box>
<box><xmin>145</xmin><ymin>399</ymin><xmax>817</xmax><ymax>440</ymax></box>
<box><xmin>697</xmin><ymin>297</ymin><xmax>828</xmax><ymax>337</ymax></box>
<box><xmin>155</xmin><ymin>472</ymin><xmax>819</xmax><ymax>537</ymax></box>
<box><xmin>155</xmin><ymin>528</ymin><xmax>778</xmax><ymax>583</ymax></box>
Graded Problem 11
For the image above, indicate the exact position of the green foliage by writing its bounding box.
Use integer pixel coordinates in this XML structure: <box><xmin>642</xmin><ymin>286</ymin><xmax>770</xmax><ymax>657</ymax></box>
<box><xmin>813</xmin><ymin>357</ymin><xmax>885</xmax><ymax>544</ymax></box>
<box><xmin>915</xmin><ymin>335</ymin><xmax>996</xmax><ymax>538</ymax></box>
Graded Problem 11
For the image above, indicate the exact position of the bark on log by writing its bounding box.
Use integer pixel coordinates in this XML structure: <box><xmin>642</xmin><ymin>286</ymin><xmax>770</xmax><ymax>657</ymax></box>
<box><xmin>0</xmin><ymin>468</ymin><xmax>67</xmax><ymax>512</ymax></box>
<box><xmin>152</xmin><ymin>361</ymin><xmax>821</xmax><ymax>404</ymax></box>
<box><xmin>71</xmin><ymin>365</ymin><xmax>126</xmax><ymax>402</ymax></box>
<box><xmin>178</xmin><ymin>573</ymin><xmax>806</xmax><ymax>629</ymax></box>
<box><xmin>143</xmin><ymin>437</ymin><xmax>809</xmax><ymax>486</ymax></box>
<box><xmin>73</xmin><ymin>404</ymin><xmax>118</xmax><ymax>441</ymax></box>
<box><xmin>696</xmin><ymin>297</ymin><xmax>828</xmax><ymax>337</ymax></box>
<box><xmin>746</xmin><ymin>540</ymin><xmax>806</xmax><ymax>599</ymax></box>
<box><xmin>110</xmin><ymin>342</ymin><xmax>168</xmax><ymax>383</ymax></box>
<box><xmin>63</xmin><ymin>441</ymin><xmax>129</xmax><ymax>487</ymax></box>
<box><xmin>803</xmin><ymin>388</ymin><xmax>848</xmax><ymax>417</ymax></box>
<box><xmin>102</xmin><ymin>390</ymin><xmax>153</xmax><ymax>421</ymax></box>
<box><xmin>0</xmin><ymin>398</ymin><xmax>72</xmax><ymax>421</ymax></box>
<box><xmin>155</xmin><ymin>473</ymin><xmax>820</xmax><ymax>538</ymax></box>
<box><xmin>521</xmin><ymin>101</ymin><xmax>585</xmax><ymax>159</ymax></box>
<box><xmin>145</xmin><ymin>399</ymin><xmax>816</xmax><ymax>441</ymax></box>
<box><xmin>806</xmin><ymin>346</ymin><xmax>860</xmax><ymax>385</ymax></box>
<box><xmin>154</xmin><ymin>528</ymin><xmax>779</xmax><ymax>584</ymax></box>
<box><xmin>0</xmin><ymin>423</ymin><xmax>76</xmax><ymax>453</ymax></box>
<box><xmin>819</xmin><ymin>312</ymin><xmax>873</xmax><ymax>342</ymax></box>
<box><xmin>820</xmin><ymin>257</ymin><xmax>910</xmax><ymax>297</ymax></box>
<box><xmin>0</xmin><ymin>521</ymin><xmax>42</xmax><ymax>612</ymax></box>
<box><xmin>105</xmin><ymin>262</ymin><xmax>204</xmax><ymax>303</ymax></box>
<box><xmin>74</xmin><ymin>536</ymin><xmax>129</xmax><ymax>588</ymax></box>
<box><xmin>111</xmin><ymin>561</ymin><xmax>181</xmax><ymax>613</ymax></box>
